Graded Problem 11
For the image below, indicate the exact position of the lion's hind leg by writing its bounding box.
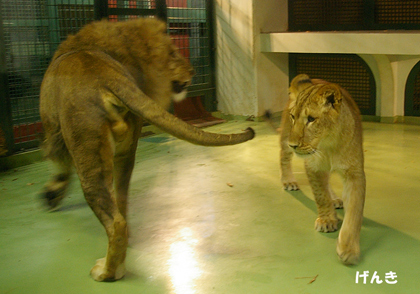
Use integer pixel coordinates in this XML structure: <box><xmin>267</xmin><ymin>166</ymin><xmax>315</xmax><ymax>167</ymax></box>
<box><xmin>41</xmin><ymin>133</ymin><xmax>73</xmax><ymax>210</ymax></box>
<box><xmin>78</xmin><ymin>156</ymin><xmax>128</xmax><ymax>282</ymax></box>
<box><xmin>113</xmin><ymin>151</ymin><xmax>136</xmax><ymax>220</ymax></box>
<box><xmin>68</xmin><ymin>127</ymin><xmax>128</xmax><ymax>281</ymax></box>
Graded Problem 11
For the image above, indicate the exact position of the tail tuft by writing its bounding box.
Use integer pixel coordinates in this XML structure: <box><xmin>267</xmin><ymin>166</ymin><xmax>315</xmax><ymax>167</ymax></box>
<box><xmin>245</xmin><ymin>127</ymin><xmax>256</xmax><ymax>140</ymax></box>
<box><xmin>264</xmin><ymin>110</ymin><xmax>272</xmax><ymax>120</ymax></box>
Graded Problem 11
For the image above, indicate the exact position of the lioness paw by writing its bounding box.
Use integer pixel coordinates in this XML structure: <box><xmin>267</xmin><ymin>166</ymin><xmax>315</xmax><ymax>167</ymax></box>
<box><xmin>283</xmin><ymin>181</ymin><xmax>300</xmax><ymax>191</ymax></box>
<box><xmin>315</xmin><ymin>216</ymin><xmax>338</xmax><ymax>232</ymax></box>
<box><xmin>332</xmin><ymin>198</ymin><xmax>344</xmax><ymax>209</ymax></box>
<box><xmin>336</xmin><ymin>245</ymin><xmax>360</xmax><ymax>265</ymax></box>
<box><xmin>90</xmin><ymin>258</ymin><xmax>126</xmax><ymax>282</ymax></box>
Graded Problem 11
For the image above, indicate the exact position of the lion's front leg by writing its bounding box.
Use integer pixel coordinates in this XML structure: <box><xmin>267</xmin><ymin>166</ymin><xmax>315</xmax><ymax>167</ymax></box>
<box><xmin>337</xmin><ymin>171</ymin><xmax>365</xmax><ymax>265</ymax></box>
<box><xmin>305</xmin><ymin>165</ymin><xmax>338</xmax><ymax>233</ymax></box>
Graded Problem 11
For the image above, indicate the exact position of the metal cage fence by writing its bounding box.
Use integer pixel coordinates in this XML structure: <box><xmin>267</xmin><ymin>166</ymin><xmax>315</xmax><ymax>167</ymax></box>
<box><xmin>289</xmin><ymin>54</ymin><xmax>376</xmax><ymax>116</ymax></box>
<box><xmin>0</xmin><ymin>0</ymin><xmax>96</xmax><ymax>154</ymax></box>
<box><xmin>289</xmin><ymin>0</ymin><xmax>420</xmax><ymax>31</ymax></box>
<box><xmin>106</xmin><ymin>0</ymin><xmax>213</xmax><ymax>96</ymax></box>
<box><xmin>0</xmin><ymin>0</ymin><xmax>214</xmax><ymax>155</ymax></box>
<box><xmin>405</xmin><ymin>61</ymin><xmax>420</xmax><ymax>117</ymax></box>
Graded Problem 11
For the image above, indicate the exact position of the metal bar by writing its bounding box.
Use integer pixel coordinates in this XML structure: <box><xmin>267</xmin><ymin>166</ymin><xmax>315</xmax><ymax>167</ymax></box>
<box><xmin>205</xmin><ymin>0</ymin><xmax>216</xmax><ymax>111</ymax></box>
<box><xmin>0</xmin><ymin>1</ymin><xmax>14</xmax><ymax>156</ymax></box>
<box><xmin>155</xmin><ymin>0</ymin><xmax>167</xmax><ymax>22</ymax></box>
<box><xmin>94</xmin><ymin>0</ymin><xmax>108</xmax><ymax>20</ymax></box>
<box><xmin>187</xmin><ymin>87</ymin><xmax>215</xmax><ymax>98</ymax></box>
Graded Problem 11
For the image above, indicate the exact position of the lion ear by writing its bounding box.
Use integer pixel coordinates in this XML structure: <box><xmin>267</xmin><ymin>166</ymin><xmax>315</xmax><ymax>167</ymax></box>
<box><xmin>288</xmin><ymin>74</ymin><xmax>313</xmax><ymax>108</ymax></box>
<box><xmin>291</xmin><ymin>74</ymin><xmax>313</xmax><ymax>92</ymax></box>
<box><xmin>320</xmin><ymin>85</ymin><xmax>342</xmax><ymax>111</ymax></box>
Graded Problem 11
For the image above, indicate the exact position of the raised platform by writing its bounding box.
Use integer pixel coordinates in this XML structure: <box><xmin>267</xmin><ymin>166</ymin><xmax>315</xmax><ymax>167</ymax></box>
<box><xmin>261</xmin><ymin>31</ymin><xmax>420</xmax><ymax>55</ymax></box>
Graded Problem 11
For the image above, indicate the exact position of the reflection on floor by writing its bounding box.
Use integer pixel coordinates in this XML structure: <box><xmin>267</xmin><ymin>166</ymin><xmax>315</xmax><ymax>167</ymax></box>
<box><xmin>1</xmin><ymin>120</ymin><xmax>419</xmax><ymax>294</ymax></box>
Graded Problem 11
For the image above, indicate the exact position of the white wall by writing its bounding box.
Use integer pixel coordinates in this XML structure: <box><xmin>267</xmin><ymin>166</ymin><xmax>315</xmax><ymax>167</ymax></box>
<box><xmin>254</xmin><ymin>0</ymin><xmax>289</xmax><ymax>116</ymax></box>
<box><xmin>215</xmin><ymin>0</ymin><xmax>420</xmax><ymax>121</ymax></box>
<box><xmin>388</xmin><ymin>56</ymin><xmax>420</xmax><ymax>118</ymax></box>
<box><xmin>214</xmin><ymin>0</ymin><xmax>288</xmax><ymax>117</ymax></box>
<box><xmin>214</xmin><ymin>0</ymin><xmax>257</xmax><ymax>116</ymax></box>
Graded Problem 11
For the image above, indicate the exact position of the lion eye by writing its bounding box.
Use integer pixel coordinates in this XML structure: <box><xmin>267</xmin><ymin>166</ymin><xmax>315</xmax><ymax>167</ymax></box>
<box><xmin>290</xmin><ymin>113</ymin><xmax>295</xmax><ymax>121</ymax></box>
<box><xmin>307</xmin><ymin>116</ymin><xmax>316</xmax><ymax>123</ymax></box>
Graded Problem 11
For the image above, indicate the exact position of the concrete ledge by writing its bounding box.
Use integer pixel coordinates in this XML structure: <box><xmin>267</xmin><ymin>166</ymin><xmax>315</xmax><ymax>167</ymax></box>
<box><xmin>261</xmin><ymin>31</ymin><xmax>420</xmax><ymax>55</ymax></box>
<box><xmin>0</xmin><ymin>149</ymin><xmax>44</xmax><ymax>171</ymax></box>
<box><xmin>389</xmin><ymin>116</ymin><xmax>420</xmax><ymax>125</ymax></box>
<box><xmin>362</xmin><ymin>115</ymin><xmax>381</xmax><ymax>122</ymax></box>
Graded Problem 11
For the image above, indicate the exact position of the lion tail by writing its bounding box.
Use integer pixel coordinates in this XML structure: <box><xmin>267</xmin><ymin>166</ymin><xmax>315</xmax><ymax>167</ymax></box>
<box><xmin>105</xmin><ymin>79</ymin><xmax>254</xmax><ymax>147</ymax></box>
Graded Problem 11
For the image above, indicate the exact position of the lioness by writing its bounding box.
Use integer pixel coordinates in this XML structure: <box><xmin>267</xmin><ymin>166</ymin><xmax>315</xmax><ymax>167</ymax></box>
<box><xmin>40</xmin><ymin>18</ymin><xmax>254</xmax><ymax>281</ymax></box>
<box><xmin>279</xmin><ymin>74</ymin><xmax>365</xmax><ymax>265</ymax></box>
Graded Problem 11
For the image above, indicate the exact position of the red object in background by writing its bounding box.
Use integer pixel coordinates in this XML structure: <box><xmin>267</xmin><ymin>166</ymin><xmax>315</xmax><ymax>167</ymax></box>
<box><xmin>170</xmin><ymin>31</ymin><xmax>224</xmax><ymax>127</ymax></box>
<box><xmin>13</xmin><ymin>122</ymin><xmax>43</xmax><ymax>144</ymax></box>
<box><xmin>174</xmin><ymin>97</ymin><xmax>225</xmax><ymax>128</ymax></box>
<box><xmin>166</xmin><ymin>0</ymin><xmax>187</xmax><ymax>8</ymax></box>
<box><xmin>108</xmin><ymin>0</ymin><xmax>116</xmax><ymax>8</ymax></box>
<box><xmin>171</xmin><ymin>33</ymin><xmax>190</xmax><ymax>59</ymax></box>
<box><xmin>85</xmin><ymin>1</ymin><xmax>222</xmax><ymax>128</ymax></box>
<box><xmin>108</xmin><ymin>0</ymin><xmax>188</xmax><ymax>10</ymax></box>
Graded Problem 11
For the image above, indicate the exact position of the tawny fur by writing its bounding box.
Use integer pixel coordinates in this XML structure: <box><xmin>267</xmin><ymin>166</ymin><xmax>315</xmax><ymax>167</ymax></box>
<box><xmin>279</xmin><ymin>74</ymin><xmax>366</xmax><ymax>265</ymax></box>
<box><xmin>40</xmin><ymin>18</ymin><xmax>254</xmax><ymax>282</ymax></box>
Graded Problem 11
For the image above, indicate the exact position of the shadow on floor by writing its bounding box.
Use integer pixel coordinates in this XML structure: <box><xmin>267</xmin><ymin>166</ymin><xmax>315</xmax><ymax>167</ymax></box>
<box><xmin>286</xmin><ymin>189</ymin><xmax>420</xmax><ymax>274</ymax></box>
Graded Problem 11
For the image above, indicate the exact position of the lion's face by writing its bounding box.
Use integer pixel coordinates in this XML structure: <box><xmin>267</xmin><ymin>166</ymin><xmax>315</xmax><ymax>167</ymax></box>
<box><xmin>148</xmin><ymin>28</ymin><xmax>194</xmax><ymax>102</ymax></box>
<box><xmin>114</xmin><ymin>18</ymin><xmax>195</xmax><ymax>104</ymax></box>
<box><xmin>288</xmin><ymin>83</ymin><xmax>343</xmax><ymax>157</ymax></box>
<box><xmin>166</xmin><ymin>44</ymin><xmax>195</xmax><ymax>102</ymax></box>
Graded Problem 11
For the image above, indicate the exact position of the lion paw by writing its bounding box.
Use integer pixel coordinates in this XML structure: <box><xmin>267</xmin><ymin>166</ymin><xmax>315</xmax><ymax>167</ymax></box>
<box><xmin>90</xmin><ymin>258</ymin><xmax>126</xmax><ymax>282</ymax></box>
<box><xmin>332</xmin><ymin>198</ymin><xmax>343</xmax><ymax>209</ymax></box>
<box><xmin>42</xmin><ymin>186</ymin><xmax>66</xmax><ymax>210</ymax></box>
<box><xmin>315</xmin><ymin>216</ymin><xmax>338</xmax><ymax>232</ymax></box>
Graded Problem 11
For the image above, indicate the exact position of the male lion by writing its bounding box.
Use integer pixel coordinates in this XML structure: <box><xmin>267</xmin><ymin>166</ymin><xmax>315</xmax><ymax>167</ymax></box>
<box><xmin>40</xmin><ymin>18</ymin><xmax>254</xmax><ymax>281</ymax></box>
<box><xmin>279</xmin><ymin>74</ymin><xmax>365</xmax><ymax>265</ymax></box>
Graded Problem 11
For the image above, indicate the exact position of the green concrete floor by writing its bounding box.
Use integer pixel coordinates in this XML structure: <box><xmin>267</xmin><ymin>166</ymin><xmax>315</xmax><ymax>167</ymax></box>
<box><xmin>1</xmin><ymin>120</ymin><xmax>419</xmax><ymax>294</ymax></box>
